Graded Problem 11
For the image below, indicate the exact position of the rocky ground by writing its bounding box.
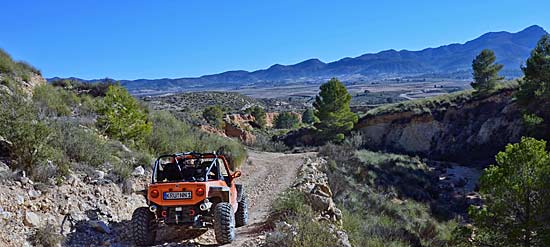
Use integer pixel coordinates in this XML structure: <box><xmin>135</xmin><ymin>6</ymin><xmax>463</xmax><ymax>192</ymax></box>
<box><xmin>0</xmin><ymin>151</ymin><xmax>314</xmax><ymax>247</ymax></box>
<box><xmin>266</xmin><ymin>157</ymin><xmax>351</xmax><ymax>247</ymax></box>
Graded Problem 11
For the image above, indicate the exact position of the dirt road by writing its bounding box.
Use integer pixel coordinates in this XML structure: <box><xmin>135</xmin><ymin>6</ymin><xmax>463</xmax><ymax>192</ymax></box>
<box><xmin>155</xmin><ymin>150</ymin><xmax>315</xmax><ymax>246</ymax></box>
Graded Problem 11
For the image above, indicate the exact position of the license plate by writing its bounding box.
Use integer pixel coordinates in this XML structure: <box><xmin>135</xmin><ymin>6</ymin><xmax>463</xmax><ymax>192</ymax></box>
<box><xmin>163</xmin><ymin>191</ymin><xmax>192</xmax><ymax>200</ymax></box>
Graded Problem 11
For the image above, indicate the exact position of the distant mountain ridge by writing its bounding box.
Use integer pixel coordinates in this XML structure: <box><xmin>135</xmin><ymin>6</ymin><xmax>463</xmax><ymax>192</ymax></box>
<box><xmin>49</xmin><ymin>25</ymin><xmax>548</xmax><ymax>95</ymax></box>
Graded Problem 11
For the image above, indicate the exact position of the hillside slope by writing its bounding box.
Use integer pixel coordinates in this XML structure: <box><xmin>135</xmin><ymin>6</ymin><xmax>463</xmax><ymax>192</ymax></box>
<box><xmin>355</xmin><ymin>82</ymin><xmax>523</xmax><ymax>164</ymax></box>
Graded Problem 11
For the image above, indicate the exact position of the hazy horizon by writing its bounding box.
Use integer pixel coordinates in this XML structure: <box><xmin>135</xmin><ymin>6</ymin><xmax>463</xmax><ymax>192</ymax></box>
<box><xmin>1</xmin><ymin>0</ymin><xmax>549</xmax><ymax>80</ymax></box>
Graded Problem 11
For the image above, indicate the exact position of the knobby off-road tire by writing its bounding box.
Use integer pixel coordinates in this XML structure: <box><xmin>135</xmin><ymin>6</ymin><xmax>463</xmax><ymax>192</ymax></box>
<box><xmin>131</xmin><ymin>207</ymin><xmax>156</xmax><ymax>246</ymax></box>
<box><xmin>236</xmin><ymin>193</ymin><xmax>249</xmax><ymax>227</ymax></box>
<box><xmin>213</xmin><ymin>202</ymin><xmax>235</xmax><ymax>244</ymax></box>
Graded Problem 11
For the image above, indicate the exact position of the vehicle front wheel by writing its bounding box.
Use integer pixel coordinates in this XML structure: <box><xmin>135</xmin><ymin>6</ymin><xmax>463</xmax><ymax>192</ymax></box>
<box><xmin>236</xmin><ymin>193</ymin><xmax>249</xmax><ymax>227</ymax></box>
<box><xmin>213</xmin><ymin>202</ymin><xmax>235</xmax><ymax>244</ymax></box>
<box><xmin>131</xmin><ymin>207</ymin><xmax>156</xmax><ymax>246</ymax></box>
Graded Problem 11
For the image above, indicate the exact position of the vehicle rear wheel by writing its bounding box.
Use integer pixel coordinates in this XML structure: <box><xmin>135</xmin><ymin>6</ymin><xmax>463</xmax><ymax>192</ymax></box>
<box><xmin>236</xmin><ymin>193</ymin><xmax>249</xmax><ymax>227</ymax></box>
<box><xmin>213</xmin><ymin>202</ymin><xmax>235</xmax><ymax>244</ymax></box>
<box><xmin>131</xmin><ymin>207</ymin><xmax>156</xmax><ymax>246</ymax></box>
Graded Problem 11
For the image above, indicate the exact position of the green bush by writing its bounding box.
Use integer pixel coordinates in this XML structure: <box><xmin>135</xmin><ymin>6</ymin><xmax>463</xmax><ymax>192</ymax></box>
<box><xmin>16</xmin><ymin>61</ymin><xmax>41</xmax><ymax>76</ymax></box>
<box><xmin>320</xmin><ymin>143</ymin><xmax>456</xmax><ymax>246</ymax></box>
<box><xmin>272</xmin><ymin>189</ymin><xmax>309</xmax><ymax>216</ymax></box>
<box><xmin>268</xmin><ymin>190</ymin><xmax>339</xmax><ymax>247</ymax></box>
<box><xmin>0</xmin><ymin>90</ymin><xmax>63</xmax><ymax>180</ymax></box>
<box><xmin>202</xmin><ymin>105</ymin><xmax>225</xmax><ymax>129</ymax></box>
<box><xmin>96</xmin><ymin>85</ymin><xmax>152</xmax><ymax>147</ymax></box>
<box><xmin>50</xmin><ymin>122</ymin><xmax>113</xmax><ymax>168</ymax></box>
<box><xmin>146</xmin><ymin>111</ymin><xmax>247</xmax><ymax>169</ymax></box>
<box><xmin>0</xmin><ymin>48</ymin><xmax>40</xmax><ymax>77</ymax></box>
<box><xmin>246</xmin><ymin>106</ymin><xmax>267</xmax><ymax>128</ymax></box>
<box><xmin>29</xmin><ymin>223</ymin><xmax>63</xmax><ymax>247</ymax></box>
<box><xmin>51</xmin><ymin>79</ymin><xmax>115</xmax><ymax>97</ymax></box>
<box><xmin>0</xmin><ymin>48</ymin><xmax>14</xmax><ymax>74</ymax></box>
<box><xmin>341</xmin><ymin>193</ymin><xmax>455</xmax><ymax>247</ymax></box>
<box><xmin>274</xmin><ymin>112</ymin><xmax>300</xmax><ymax>129</ymax></box>
<box><xmin>33</xmin><ymin>84</ymin><xmax>80</xmax><ymax>117</ymax></box>
<box><xmin>78</xmin><ymin>94</ymin><xmax>99</xmax><ymax>117</ymax></box>
<box><xmin>146</xmin><ymin>111</ymin><xmax>194</xmax><ymax>154</ymax></box>
<box><xmin>250</xmin><ymin>134</ymin><xmax>289</xmax><ymax>152</ymax></box>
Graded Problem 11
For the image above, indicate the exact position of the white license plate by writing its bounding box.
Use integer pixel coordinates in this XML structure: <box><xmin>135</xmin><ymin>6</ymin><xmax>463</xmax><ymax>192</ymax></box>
<box><xmin>163</xmin><ymin>191</ymin><xmax>192</xmax><ymax>200</ymax></box>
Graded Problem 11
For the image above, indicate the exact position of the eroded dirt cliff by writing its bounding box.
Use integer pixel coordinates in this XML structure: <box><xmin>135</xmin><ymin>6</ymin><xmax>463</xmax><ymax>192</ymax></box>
<box><xmin>356</xmin><ymin>87</ymin><xmax>524</xmax><ymax>164</ymax></box>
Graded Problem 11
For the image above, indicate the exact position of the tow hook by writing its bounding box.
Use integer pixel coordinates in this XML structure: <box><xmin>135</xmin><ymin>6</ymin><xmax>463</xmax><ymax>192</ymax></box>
<box><xmin>199</xmin><ymin>199</ymin><xmax>212</xmax><ymax>211</ymax></box>
<box><xmin>149</xmin><ymin>205</ymin><xmax>157</xmax><ymax>213</ymax></box>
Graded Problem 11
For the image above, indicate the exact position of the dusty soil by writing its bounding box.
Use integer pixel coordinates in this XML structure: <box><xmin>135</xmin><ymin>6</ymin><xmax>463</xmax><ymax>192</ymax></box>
<box><xmin>153</xmin><ymin>150</ymin><xmax>316</xmax><ymax>246</ymax></box>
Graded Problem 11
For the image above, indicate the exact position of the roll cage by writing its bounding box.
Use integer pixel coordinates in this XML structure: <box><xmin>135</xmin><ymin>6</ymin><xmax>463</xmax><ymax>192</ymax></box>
<box><xmin>151</xmin><ymin>152</ymin><xmax>232</xmax><ymax>184</ymax></box>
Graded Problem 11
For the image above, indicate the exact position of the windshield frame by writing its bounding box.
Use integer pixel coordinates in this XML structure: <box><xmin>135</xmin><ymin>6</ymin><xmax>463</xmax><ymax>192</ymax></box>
<box><xmin>151</xmin><ymin>152</ymin><xmax>226</xmax><ymax>184</ymax></box>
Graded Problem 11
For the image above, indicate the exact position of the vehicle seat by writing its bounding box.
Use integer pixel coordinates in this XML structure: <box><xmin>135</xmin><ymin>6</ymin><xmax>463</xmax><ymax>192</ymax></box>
<box><xmin>160</xmin><ymin>163</ymin><xmax>183</xmax><ymax>182</ymax></box>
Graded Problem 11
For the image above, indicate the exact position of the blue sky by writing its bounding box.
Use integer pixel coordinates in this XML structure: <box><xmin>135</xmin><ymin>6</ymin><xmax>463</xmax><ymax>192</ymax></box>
<box><xmin>1</xmin><ymin>0</ymin><xmax>549</xmax><ymax>80</ymax></box>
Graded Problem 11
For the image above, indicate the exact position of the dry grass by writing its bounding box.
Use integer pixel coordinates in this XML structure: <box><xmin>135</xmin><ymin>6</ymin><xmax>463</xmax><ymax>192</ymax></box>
<box><xmin>366</xmin><ymin>80</ymin><xmax>519</xmax><ymax>117</ymax></box>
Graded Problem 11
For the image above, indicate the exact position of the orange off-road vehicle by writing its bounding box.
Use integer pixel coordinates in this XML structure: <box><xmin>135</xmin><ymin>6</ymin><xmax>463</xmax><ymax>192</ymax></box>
<box><xmin>131</xmin><ymin>152</ymin><xmax>248</xmax><ymax>246</ymax></box>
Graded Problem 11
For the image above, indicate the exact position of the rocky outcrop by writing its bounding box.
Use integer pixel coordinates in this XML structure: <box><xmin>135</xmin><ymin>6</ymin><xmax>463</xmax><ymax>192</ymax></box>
<box><xmin>0</xmin><ymin>170</ymin><xmax>148</xmax><ymax>246</ymax></box>
<box><xmin>293</xmin><ymin>158</ymin><xmax>343</xmax><ymax>224</ymax></box>
<box><xmin>225</xmin><ymin>113</ymin><xmax>256</xmax><ymax>129</ymax></box>
<box><xmin>266</xmin><ymin>157</ymin><xmax>351</xmax><ymax>247</ymax></box>
<box><xmin>199</xmin><ymin>124</ymin><xmax>228</xmax><ymax>138</ymax></box>
<box><xmin>21</xmin><ymin>74</ymin><xmax>46</xmax><ymax>95</ymax></box>
<box><xmin>356</xmin><ymin>87</ymin><xmax>524</xmax><ymax>164</ymax></box>
<box><xmin>202</xmin><ymin>112</ymin><xmax>304</xmax><ymax>146</ymax></box>
<box><xmin>0</xmin><ymin>73</ymin><xmax>46</xmax><ymax>96</ymax></box>
<box><xmin>222</xmin><ymin>114</ymin><xmax>257</xmax><ymax>144</ymax></box>
<box><xmin>224</xmin><ymin>123</ymin><xmax>256</xmax><ymax>145</ymax></box>
<box><xmin>199</xmin><ymin>118</ymin><xmax>257</xmax><ymax>145</ymax></box>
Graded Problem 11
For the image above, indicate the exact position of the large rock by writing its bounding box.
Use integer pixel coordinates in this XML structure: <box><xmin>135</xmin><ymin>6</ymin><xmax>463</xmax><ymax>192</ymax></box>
<box><xmin>28</xmin><ymin>189</ymin><xmax>41</xmax><ymax>199</ymax></box>
<box><xmin>93</xmin><ymin>170</ymin><xmax>105</xmax><ymax>180</ymax></box>
<box><xmin>224</xmin><ymin>123</ymin><xmax>256</xmax><ymax>145</ymax></box>
<box><xmin>336</xmin><ymin>230</ymin><xmax>352</xmax><ymax>247</ymax></box>
<box><xmin>19</xmin><ymin>176</ymin><xmax>30</xmax><ymax>185</ymax></box>
<box><xmin>131</xmin><ymin>166</ymin><xmax>145</xmax><ymax>177</ymax></box>
<box><xmin>23</xmin><ymin>211</ymin><xmax>41</xmax><ymax>227</ymax></box>
<box><xmin>307</xmin><ymin>193</ymin><xmax>334</xmax><ymax>212</ymax></box>
<box><xmin>0</xmin><ymin>161</ymin><xmax>10</xmax><ymax>176</ymax></box>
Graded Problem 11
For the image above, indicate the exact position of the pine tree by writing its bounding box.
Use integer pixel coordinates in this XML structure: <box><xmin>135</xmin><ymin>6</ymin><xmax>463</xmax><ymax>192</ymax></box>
<box><xmin>516</xmin><ymin>35</ymin><xmax>550</xmax><ymax>139</ymax></box>
<box><xmin>302</xmin><ymin>108</ymin><xmax>318</xmax><ymax>124</ymax></box>
<box><xmin>469</xmin><ymin>137</ymin><xmax>550</xmax><ymax>246</ymax></box>
<box><xmin>246</xmin><ymin>106</ymin><xmax>267</xmax><ymax>129</ymax></box>
<box><xmin>274</xmin><ymin>112</ymin><xmax>300</xmax><ymax>129</ymax></box>
<box><xmin>518</xmin><ymin>35</ymin><xmax>550</xmax><ymax>103</ymax></box>
<box><xmin>203</xmin><ymin>105</ymin><xmax>225</xmax><ymax>129</ymax></box>
<box><xmin>313</xmin><ymin>78</ymin><xmax>358</xmax><ymax>142</ymax></box>
<box><xmin>471</xmin><ymin>49</ymin><xmax>503</xmax><ymax>92</ymax></box>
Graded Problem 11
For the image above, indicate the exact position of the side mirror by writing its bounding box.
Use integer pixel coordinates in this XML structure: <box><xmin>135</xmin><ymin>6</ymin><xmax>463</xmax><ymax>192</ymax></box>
<box><xmin>232</xmin><ymin>171</ymin><xmax>242</xmax><ymax>178</ymax></box>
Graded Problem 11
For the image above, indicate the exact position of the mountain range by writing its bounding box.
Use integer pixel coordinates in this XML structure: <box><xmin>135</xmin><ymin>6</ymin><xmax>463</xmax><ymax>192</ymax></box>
<box><xmin>49</xmin><ymin>25</ymin><xmax>548</xmax><ymax>95</ymax></box>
